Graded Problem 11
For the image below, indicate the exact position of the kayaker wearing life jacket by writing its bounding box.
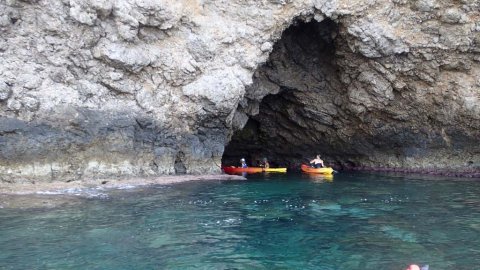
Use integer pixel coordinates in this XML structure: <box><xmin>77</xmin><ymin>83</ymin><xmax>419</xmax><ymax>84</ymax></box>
<box><xmin>260</xmin><ymin>157</ymin><xmax>270</xmax><ymax>168</ymax></box>
<box><xmin>310</xmin><ymin>155</ymin><xmax>324</xmax><ymax>168</ymax></box>
<box><xmin>240</xmin><ymin>158</ymin><xmax>248</xmax><ymax>168</ymax></box>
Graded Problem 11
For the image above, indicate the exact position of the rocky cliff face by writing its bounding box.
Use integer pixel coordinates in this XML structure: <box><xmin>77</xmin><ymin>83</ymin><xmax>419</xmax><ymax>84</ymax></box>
<box><xmin>1</xmin><ymin>0</ymin><xmax>479</xmax><ymax>182</ymax></box>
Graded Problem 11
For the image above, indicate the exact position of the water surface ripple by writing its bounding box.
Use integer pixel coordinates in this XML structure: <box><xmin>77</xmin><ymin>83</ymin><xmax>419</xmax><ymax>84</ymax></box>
<box><xmin>1</xmin><ymin>173</ymin><xmax>480</xmax><ymax>269</ymax></box>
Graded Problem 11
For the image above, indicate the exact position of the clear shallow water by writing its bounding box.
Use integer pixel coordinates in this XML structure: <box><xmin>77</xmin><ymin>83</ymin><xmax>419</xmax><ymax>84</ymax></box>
<box><xmin>1</xmin><ymin>173</ymin><xmax>480</xmax><ymax>270</ymax></box>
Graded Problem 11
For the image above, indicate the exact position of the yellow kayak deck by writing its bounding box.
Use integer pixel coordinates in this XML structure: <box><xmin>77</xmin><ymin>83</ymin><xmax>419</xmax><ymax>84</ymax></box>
<box><xmin>263</xmin><ymin>168</ymin><xmax>287</xmax><ymax>172</ymax></box>
<box><xmin>222</xmin><ymin>166</ymin><xmax>287</xmax><ymax>174</ymax></box>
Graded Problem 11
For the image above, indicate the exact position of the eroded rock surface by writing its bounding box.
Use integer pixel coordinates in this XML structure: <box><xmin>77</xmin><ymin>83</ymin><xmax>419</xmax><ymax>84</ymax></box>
<box><xmin>224</xmin><ymin>18</ymin><xmax>480</xmax><ymax>174</ymax></box>
<box><xmin>1</xmin><ymin>0</ymin><xmax>479</xmax><ymax>182</ymax></box>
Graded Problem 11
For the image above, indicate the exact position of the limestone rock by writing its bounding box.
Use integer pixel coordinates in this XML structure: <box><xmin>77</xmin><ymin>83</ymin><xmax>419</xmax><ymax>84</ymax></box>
<box><xmin>92</xmin><ymin>41</ymin><xmax>152</xmax><ymax>73</ymax></box>
<box><xmin>0</xmin><ymin>0</ymin><xmax>479</xmax><ymax>182</ymax></box>
<box><xmin>0</xmin><ymin>81</ymin><xmax>12</xmax><ymax>101</ymax></box>
<box><xmin>441</xmin><ymin>8</ymin><xmax>466</xmax><ymax>24</ymax></box>
<box><xmin>347</xmin><ymin>19</ymin><xmax>409</xmax><ymax>58</ymax></box>
<box><xmin>415</xmin><ymin>0</ymin><xmax>437</xmax><ymax>13</ymax></box>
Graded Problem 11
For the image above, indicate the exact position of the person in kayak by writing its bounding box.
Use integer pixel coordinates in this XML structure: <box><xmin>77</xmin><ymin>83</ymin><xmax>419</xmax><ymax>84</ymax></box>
<box><xmin>310</xmin><ymin>155</ymin><xmax>325</xmax><ymax>168</ymax></box>
<box><xmin>240</xmin><ymin>158</ymin><xmax>248</xmax><ymax>168</ymax></box>
<box><xmin>260</xmin><ymin>157</ymin><xmax>270</xmax><ymax>168</ymax></box>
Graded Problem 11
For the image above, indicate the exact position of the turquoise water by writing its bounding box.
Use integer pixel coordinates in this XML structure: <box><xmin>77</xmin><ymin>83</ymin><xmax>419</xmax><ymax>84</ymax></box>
<box><xmin>1</xmin><ymin>173</ymin><xmax>480</xmax><ymax>269</ymax></box>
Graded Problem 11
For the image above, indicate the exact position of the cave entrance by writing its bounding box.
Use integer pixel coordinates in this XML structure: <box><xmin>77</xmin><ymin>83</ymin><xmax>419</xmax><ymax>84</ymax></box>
<box><xmin>222</xmin><ymin>18</ymin><xmax>346</xmax><ymax>169</ymax></box>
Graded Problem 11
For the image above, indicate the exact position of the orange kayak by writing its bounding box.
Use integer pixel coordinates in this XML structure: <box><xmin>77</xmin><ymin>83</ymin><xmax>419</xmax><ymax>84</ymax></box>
<box><xmin>222</xmin><ymin>166</ymin><xmax>287</xmax><ymax>174</ymax></box>
<box><xmin>301</xmin><ymin>164</ymin><xmax>334</xmax><ymax>174</ymax></box>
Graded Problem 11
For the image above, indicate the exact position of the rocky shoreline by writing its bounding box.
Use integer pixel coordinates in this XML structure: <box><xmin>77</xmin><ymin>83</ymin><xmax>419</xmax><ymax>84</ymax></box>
<box><xmin>346</xmin><ymin>166</ymin><xmax>480</xmax><ymax>179</ymax></box>
<box><xmin>0</xmin><ymin>174</ymin><xmax>245</xmax><ymax>209</ymax></box>
<box><xmin>0</xmin><ymin>174</ymin><xmax>244</xmax><ymax>197</ymax></box>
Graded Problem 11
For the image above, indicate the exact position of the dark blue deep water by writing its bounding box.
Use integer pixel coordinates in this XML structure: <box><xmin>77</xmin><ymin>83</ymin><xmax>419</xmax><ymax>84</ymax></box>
<box><xmin>1</xmin><ymin>172</ymin><xmax>480</xmax><ymax>269</ymax></box>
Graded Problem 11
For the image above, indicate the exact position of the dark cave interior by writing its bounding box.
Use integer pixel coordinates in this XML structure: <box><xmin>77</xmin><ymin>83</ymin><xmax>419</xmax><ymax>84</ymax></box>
<box><xmin>222</xmin><ymin>19</ymin><xmax>346</xmax><ymax>169</ymax></box>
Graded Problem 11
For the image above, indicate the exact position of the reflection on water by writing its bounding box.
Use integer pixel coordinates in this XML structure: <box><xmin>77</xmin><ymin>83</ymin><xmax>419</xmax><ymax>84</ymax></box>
<box><xmin>302</xmin><ymin>172</ymin><xmax>334</xmax><ymax>182</ymax></box>
<box><xmin>1</xmin><ymin>172</ymin><xmax>480</xmax><ymax>269</ymax></box>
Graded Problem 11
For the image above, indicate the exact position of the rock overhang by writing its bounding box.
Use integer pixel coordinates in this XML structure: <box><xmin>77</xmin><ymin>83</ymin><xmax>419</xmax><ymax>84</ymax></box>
<box><xmin>0</xmin><ymin>0</ymin><xmax>479</xmax><ymax>182</ymax></box>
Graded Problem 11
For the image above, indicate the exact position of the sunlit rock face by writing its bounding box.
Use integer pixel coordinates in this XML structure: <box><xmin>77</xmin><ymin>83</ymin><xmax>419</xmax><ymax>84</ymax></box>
<box><xmin>1</xmin><ymin>0</ymin><xmax>479</xmax><ymax>182</ymax></box>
